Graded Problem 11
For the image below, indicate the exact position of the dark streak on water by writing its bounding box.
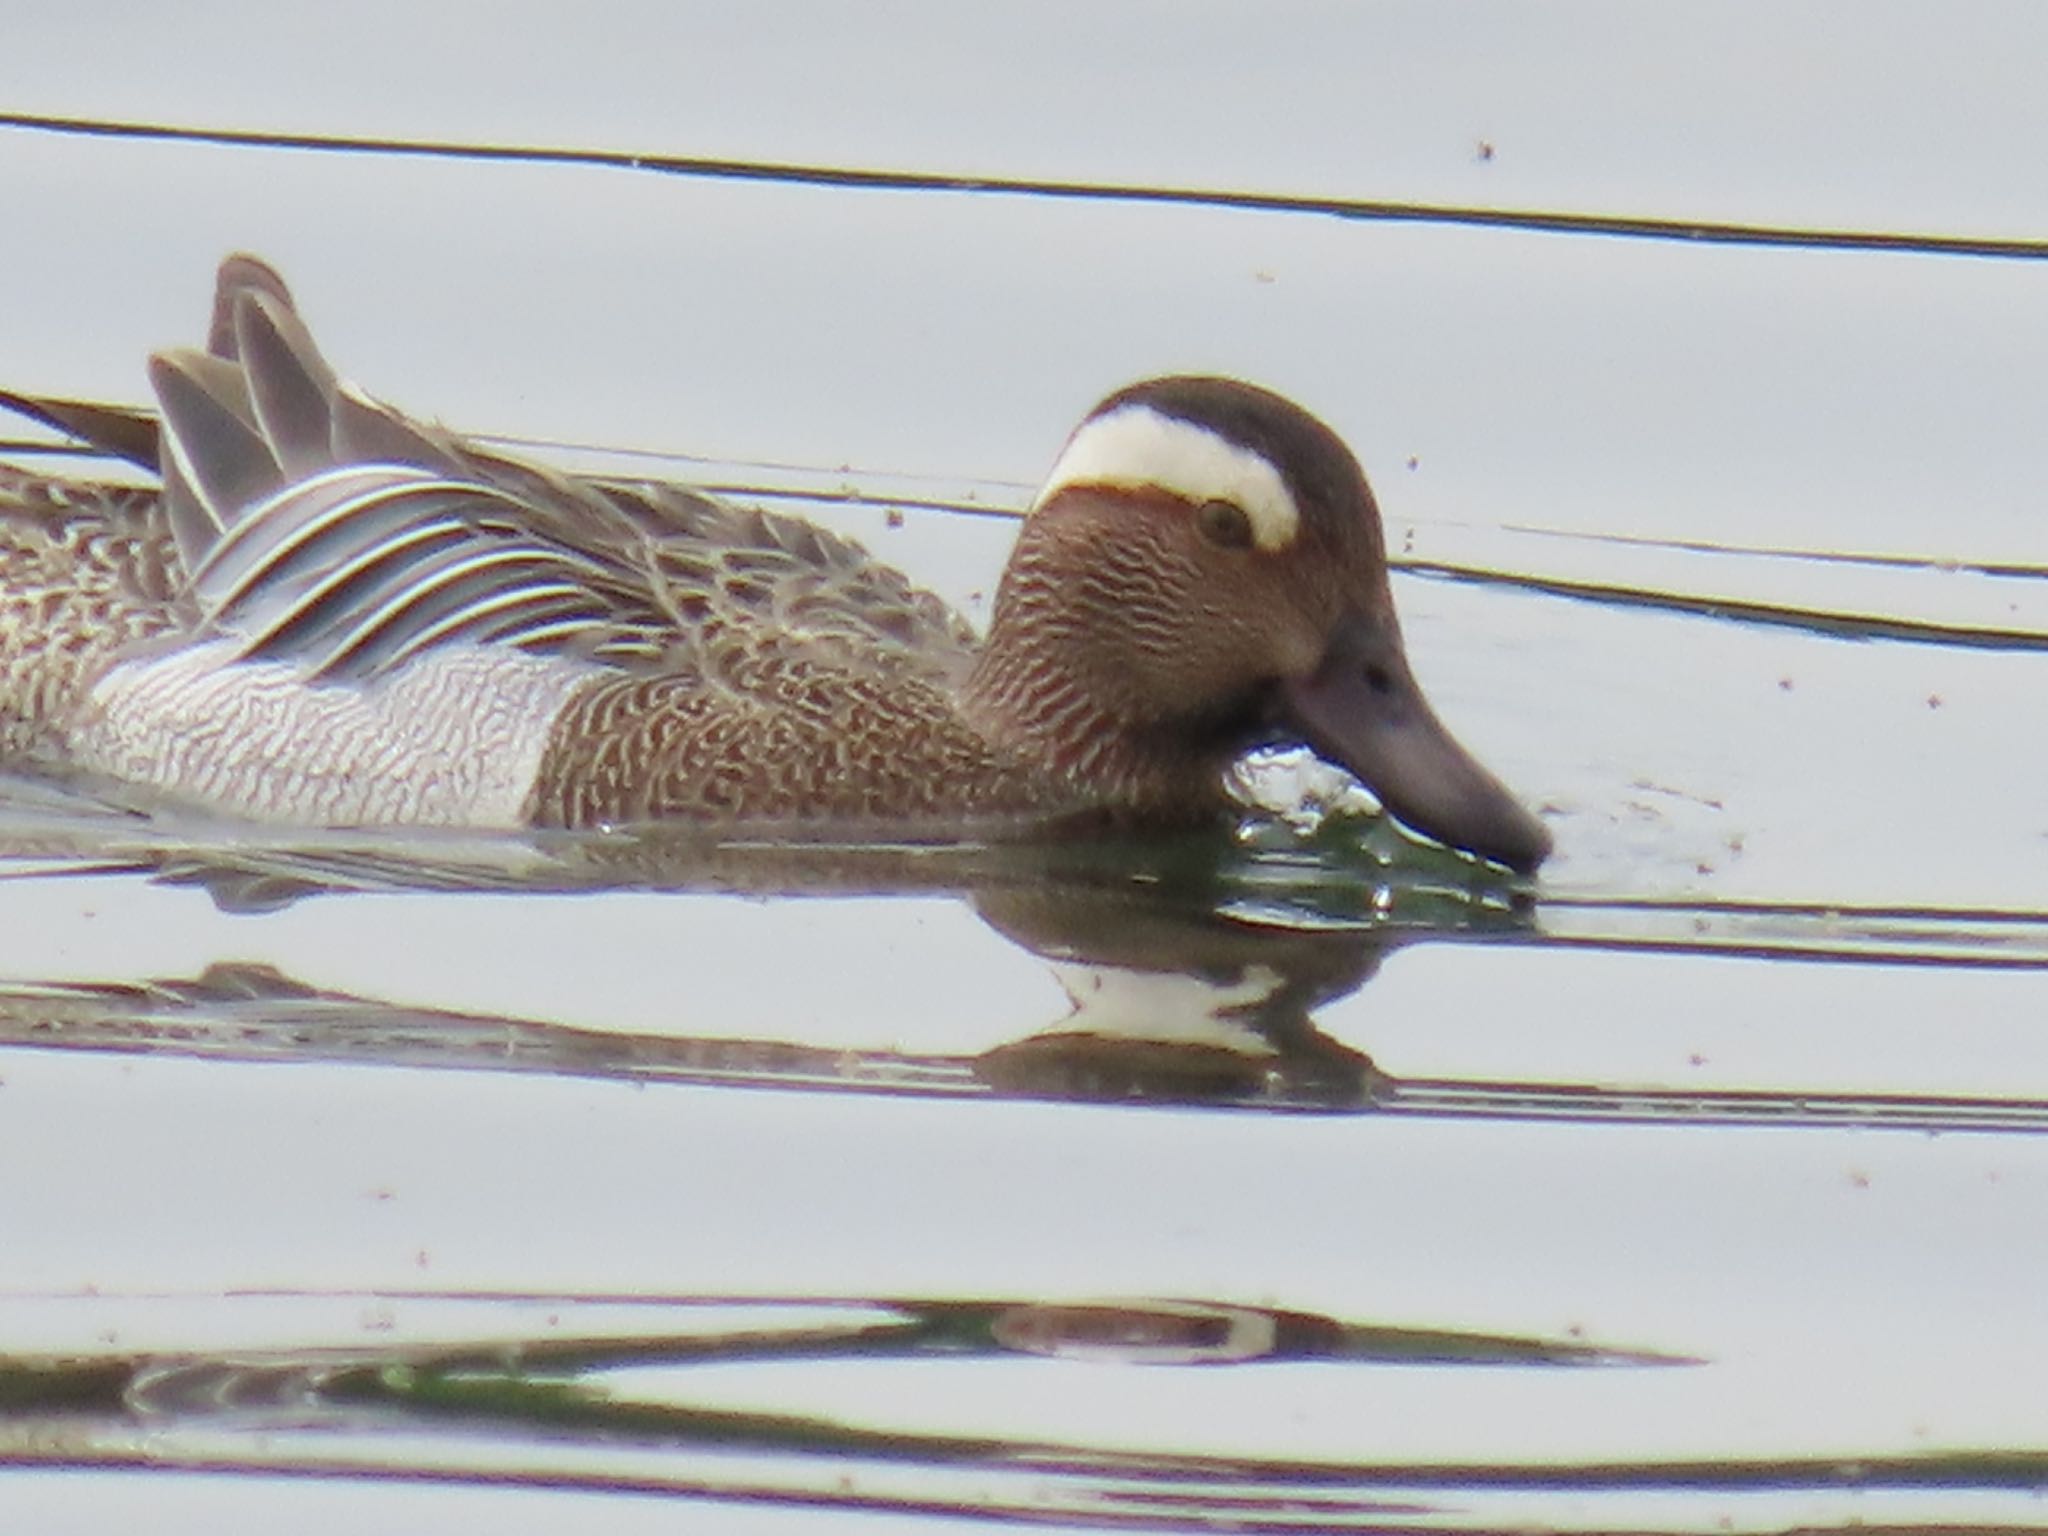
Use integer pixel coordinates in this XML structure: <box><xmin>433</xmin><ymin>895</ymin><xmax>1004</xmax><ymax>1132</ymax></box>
<box><xmin>7</xmin><ymin>1332</ymin><xmax>2046</xmax><ymax>1533</ymax></box>
<box><xmin>1407</xmin><ymin>563</ymin><xmax>2048</xmax><ymax>651</ymax></box>
<box><xmin>4</xmin><ymin>109</ymin><xmax>2048</xmax><ymax>262</ymax></box>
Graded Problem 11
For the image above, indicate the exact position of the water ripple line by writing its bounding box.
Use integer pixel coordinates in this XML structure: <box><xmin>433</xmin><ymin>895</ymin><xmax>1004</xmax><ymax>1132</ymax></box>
<box><xmin>4</xmin><ymin>109</ymin><xmax>2045</xmax><ymax>262</ymax></box>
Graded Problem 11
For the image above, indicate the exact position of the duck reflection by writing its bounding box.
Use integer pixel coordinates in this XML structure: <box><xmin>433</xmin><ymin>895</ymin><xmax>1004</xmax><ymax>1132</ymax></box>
<box><xmin>0</xmin><ymin>808</ymin><xmax>1533</xmax><ymax>1113</ymax></box>
<box><xmin>969</xmin><ymin>878</ymin><xmax>1405</xmax><ymax>1107</ymax></box>
<box><xmin>1</xmin><ymin>817</ymin><xmax>2032</xmax><ymax>1133</ymax></box>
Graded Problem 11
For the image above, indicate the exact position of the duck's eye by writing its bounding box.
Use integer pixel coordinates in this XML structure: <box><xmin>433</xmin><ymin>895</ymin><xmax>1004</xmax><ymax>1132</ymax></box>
<box><xmin>1195</xmin><ymin>499</ymin><xmax>1254</xmax><ymax>550</ymax></box>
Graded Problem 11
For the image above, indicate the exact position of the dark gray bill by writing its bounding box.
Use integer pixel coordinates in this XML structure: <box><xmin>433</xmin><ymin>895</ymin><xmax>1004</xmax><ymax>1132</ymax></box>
<box><xmin>1280</xmin><ymin>612</ymin><xmax>1552</xmax><ymax>873</ymax></box>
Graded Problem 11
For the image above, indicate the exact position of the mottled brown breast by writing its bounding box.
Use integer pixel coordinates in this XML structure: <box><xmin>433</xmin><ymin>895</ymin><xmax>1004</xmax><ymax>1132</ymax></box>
<box><xmin>525</xmin><ymin>645</ymin><xmax>1054</xmax><ymax>827</ymax></box>
<box><xmin>0</xmin><ymin>470</ymin><xmax>193</xmax><ymax>758</ymax></box>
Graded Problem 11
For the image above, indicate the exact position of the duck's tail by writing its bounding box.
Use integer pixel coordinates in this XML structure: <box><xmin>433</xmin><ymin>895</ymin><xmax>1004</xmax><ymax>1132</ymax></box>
<box><xmin>0</xmin><ymin>254</ymin><xmax>305</xmax><ymax>474</ymax></box>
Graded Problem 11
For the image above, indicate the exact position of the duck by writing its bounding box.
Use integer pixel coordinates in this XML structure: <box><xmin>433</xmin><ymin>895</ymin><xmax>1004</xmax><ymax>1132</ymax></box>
<box><xmin>0</xmin><ymin>254</ymin><xmax>1550</xmax><ymax>872</ymax></box>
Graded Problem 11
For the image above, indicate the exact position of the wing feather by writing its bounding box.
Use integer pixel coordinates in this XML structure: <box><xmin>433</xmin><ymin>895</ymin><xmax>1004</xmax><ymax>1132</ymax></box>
<box><xmin>7</xmin><ymin>252</ymin><xmax>980</xmax><ymax>690</ymax></box>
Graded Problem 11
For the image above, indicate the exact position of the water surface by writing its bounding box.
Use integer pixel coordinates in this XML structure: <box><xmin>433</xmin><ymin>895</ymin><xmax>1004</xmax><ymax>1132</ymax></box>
<box><xmin>1</xmin><ymin>6</ymin><xmax>2044</xmax><ymax>1531</ymax></box>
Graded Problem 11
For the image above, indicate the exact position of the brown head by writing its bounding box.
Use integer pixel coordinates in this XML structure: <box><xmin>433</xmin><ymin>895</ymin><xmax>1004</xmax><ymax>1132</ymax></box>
<box><xmin>963</xmin><ymin>377</ymin><xmax>1551</xmax><ymax>872</ymax></box>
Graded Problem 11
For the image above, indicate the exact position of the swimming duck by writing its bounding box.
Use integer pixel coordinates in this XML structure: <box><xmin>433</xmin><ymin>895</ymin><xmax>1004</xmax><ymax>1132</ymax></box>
<box><xmin>0</xmin><ymin>255</ymin><xmax>1550</xmax><ymax>871</ymax></box>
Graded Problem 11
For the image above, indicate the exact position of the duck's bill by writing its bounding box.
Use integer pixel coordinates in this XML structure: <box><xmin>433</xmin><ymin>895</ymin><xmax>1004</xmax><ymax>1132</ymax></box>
<box><xmin>1280</xmin><ymin>615</ymin><xmax>1552</xmax><ymax>874</ymax></box>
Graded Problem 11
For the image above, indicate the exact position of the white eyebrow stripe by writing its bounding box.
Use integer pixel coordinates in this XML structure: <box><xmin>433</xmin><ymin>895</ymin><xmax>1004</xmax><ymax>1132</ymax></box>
<box><xmin>1033</xmin><ymin>404</ymin><xmax>1301</xmax><ymax>551</ymax></box>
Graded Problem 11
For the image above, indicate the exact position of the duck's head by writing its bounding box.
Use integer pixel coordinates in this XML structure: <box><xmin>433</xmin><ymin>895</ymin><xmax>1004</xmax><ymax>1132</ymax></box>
<box><xmin>966</xmin><ymin>376</ymin><xmax>1551</xmax><ymax>873</ymax></box>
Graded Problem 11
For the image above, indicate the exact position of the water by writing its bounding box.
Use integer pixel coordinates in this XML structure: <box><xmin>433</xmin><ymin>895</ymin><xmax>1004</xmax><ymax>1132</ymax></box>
<box><xmin>1</xmin><ymin>7</ymin><xmax>2046</xmax><ymax>1530</ymax></box>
